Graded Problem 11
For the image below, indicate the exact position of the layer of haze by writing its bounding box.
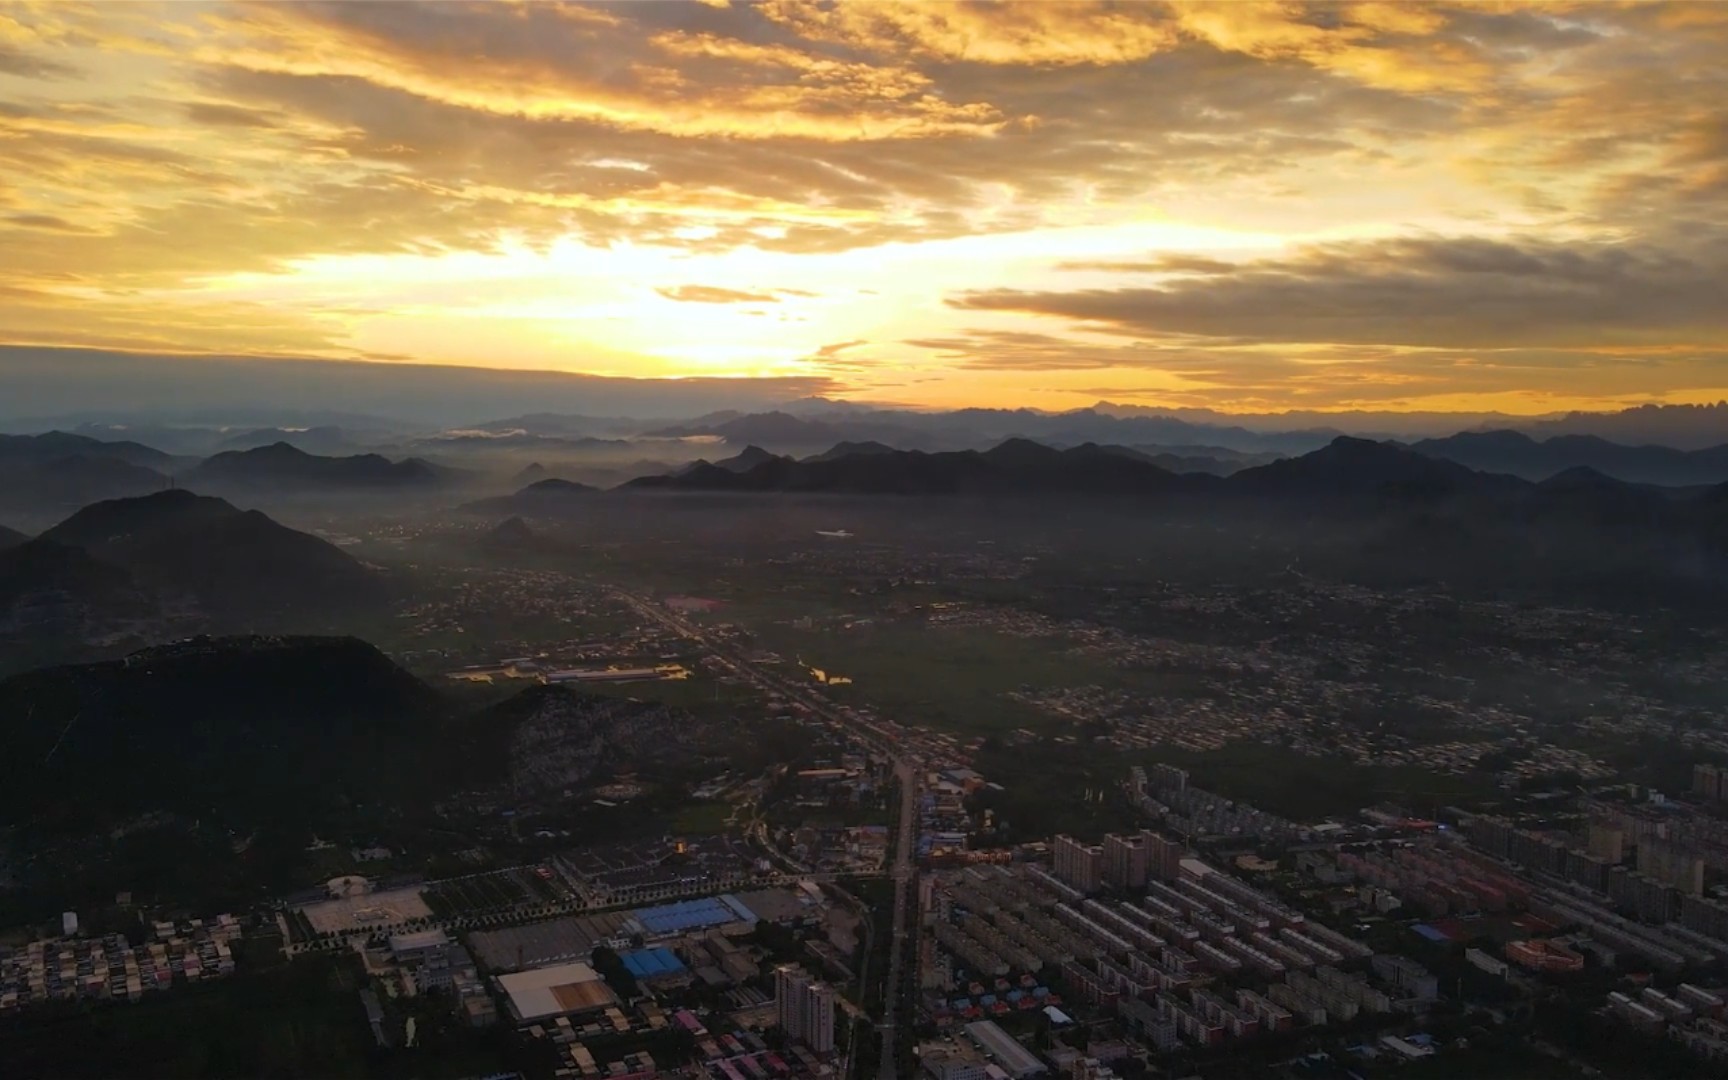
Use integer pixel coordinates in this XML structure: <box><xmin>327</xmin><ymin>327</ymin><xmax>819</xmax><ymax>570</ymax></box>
<box><xmin>2</xmin><ymin>0</ymin><xmax>1727</xmax><ymax>416</ymax></box>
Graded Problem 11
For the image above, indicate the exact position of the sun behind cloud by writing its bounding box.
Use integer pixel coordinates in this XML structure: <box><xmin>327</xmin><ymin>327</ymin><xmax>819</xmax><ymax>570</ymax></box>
<box><xmin>0</xmin><ymin>0</ymin><xmax>1726</xmax><ymax>414</ymax></box>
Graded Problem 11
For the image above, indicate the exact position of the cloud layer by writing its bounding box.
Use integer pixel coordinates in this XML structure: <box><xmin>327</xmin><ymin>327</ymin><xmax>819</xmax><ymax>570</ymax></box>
<box><xmin>0</xmin><ymin>1</ymin><xmax>1725</xmax><ymax>412</ymax></box>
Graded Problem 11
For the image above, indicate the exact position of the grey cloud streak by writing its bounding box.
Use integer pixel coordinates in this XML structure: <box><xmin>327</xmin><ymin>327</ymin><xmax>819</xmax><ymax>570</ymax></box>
<box><xmin>952</xmin><ymin>236</ymin><xmax>1728</xmax><ymax>351</ymax></box>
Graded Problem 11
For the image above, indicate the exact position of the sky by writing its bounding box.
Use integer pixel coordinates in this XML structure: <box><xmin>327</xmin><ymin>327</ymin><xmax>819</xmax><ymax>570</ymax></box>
<box><xmin>2</xmin><ymin>0</ymin><xmax>1727</xmax><ymax>416</ymax></box>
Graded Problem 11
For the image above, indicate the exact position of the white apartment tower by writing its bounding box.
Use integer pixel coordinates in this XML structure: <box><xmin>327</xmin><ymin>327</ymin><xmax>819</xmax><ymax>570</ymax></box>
<box><xmin>775</xmin><ymin>964</ymin><xmax>836</xmax><ymax>1053</ymax></box>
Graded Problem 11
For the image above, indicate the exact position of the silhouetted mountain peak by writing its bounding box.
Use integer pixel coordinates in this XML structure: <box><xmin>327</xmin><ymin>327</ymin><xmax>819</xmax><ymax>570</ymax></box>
<box><xmin>39</xmin><ymin>490</ymin><xmax>383</xmax><ymax>621</ymax></box>
<box><xmin>983</xmin><ymin>437</ymin><xmax>1062</xmax><ymax>464</ymax></box>
<box><xmin>1539</xmin><ymin>464</ymin><xmax>1624</xmax><ymax>490</ymax></box>
<box><xmin>189</xmin><ymin>443</ymin><xmax>441</xmax><ymax>489</ymax></box>
<box><xmin>43</xmin><ymin>489</ymin><xmax>238</xmax><ymax>551</ymax></box>
<box><xmin>1229</xmin><ymin>436</ymin><xmax>1507</xmax><ymax>501</ymax></box>
<box><xmin>458</xmin><ymin>476</ymin><xmax>597</xmax><ymax>515</ymax></box>
<box><xmin>1438</xmin><ymin>429</ymin><xmax>1539</xmax><ymax>450</ymax></box>
<box><xmin>481</xmin><ymin>515</ymin><xmax>536</xmax><ymax>551</ymax></box>
<box><xmin>805</xmin><ymin>440</ymin><xmax>896</xmax><ymax>462</ymax></box>
<box><xmin>716</xmin><ymin>445</ymin><xmax>782</xmax><ymax>473</ymax></box>
<box><xmin>520</xmin><ymin>478</ymin><xmax>597</xmax><ymax>495</ymax></box>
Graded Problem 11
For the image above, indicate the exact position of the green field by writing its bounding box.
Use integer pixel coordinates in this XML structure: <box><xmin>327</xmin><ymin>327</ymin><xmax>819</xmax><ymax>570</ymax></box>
<box><xmin>753</xmin><ymin>622</ymin><xmax>1122</xmax><ymax>737</ymax></box>
<box><xmin>966</xmin><ymin>735</ymin><xmax>1504</xmax><ymax>842</ymax></box>
<box><xmin>969</xmin><ymin>740</ymin><xmax>1145</xmax><ymax>843</ymax></box>
<box><xmin>1145</xmin><ymin>741</ymin><xmax>1504</xmax><ymax>821</ymax></box>
<box><xmin>669</xmin><ymin>800</ymin><xmax>735</xmax><ymax>835</ymax></box>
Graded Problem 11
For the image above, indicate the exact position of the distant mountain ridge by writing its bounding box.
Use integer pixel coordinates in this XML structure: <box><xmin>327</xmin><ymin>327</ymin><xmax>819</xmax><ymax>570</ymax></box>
<box><xmin>1524</xmin><ymin>402</ymin><xmax>1728</xmax><ymax>451</ymax></box>
<box><xmin>1226</xmin><ymin>436</ymin><xmax>1524</xmax><ymax>502</ymax></box>
<box><xmin>0</xmin><ymin>430</ymin><xmax>174</xmax><ymax>469</ymax></box>
<box><xmin>1411</xmin><ymin>429</ymin><xmax>1728</xmax><ymax>485</ymax></box>
<box><xmin>213</xmin><ymin>425</ymin><xmax>363</xmax><ymax>455</ymax></box>
<box><xmin>611</xmin><ymin>434</ymin><xmax>1728</xmax><ymax>541</ymax></box>
<box><xmin>0</xmin><ymin>431</ymin><xmax>174</xmax><ymax>515</ymax></box>
<box><xmin>627</xmin><ymin>437</ymin><xmax>1195</xmax><ymax>496</ymax></box>
<box><xmin>649</xmin><ymin>410</ymin><xmax>849</xmax><ymax>446</ymax></box>
<box><xmin>187</xmin><ymin>441</ymin><xmax>445</xmax><ymax>490</ymax></box>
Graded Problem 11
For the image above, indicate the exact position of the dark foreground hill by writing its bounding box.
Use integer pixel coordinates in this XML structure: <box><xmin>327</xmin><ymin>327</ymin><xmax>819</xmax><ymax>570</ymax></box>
<box><xmin>0</xmin><ymin>539</ymin><xmax>168</xmax><ymax>658</ymax></box>
<box><xmin>0</xmin><ymin>636</ymin><xmax>442</xmax><ymax>835</ymax></box>
<box><xmin>0</xmin><ymin>524</ymin><xmax>24</xmax><ymax>550</ymax></box>
<box><xmin>0</xmin><ymin>637</ymin><xmax>718</xmax><ymax>915</ymax></box>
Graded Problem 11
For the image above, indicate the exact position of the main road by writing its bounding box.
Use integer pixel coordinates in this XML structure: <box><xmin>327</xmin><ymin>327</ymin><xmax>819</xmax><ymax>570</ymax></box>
<box><xmin>608</xmin><ymin>588</ymin><xmax>909</xmax><ymax>750</ymax></box>
<box><xmin>609</xmin><ymin>588</ymin><xmax>924</xmax><ymax>1077</ymax></box>
<box><xmin>878</xmin><ymin>758</ymin><xmax>919</xmax><ymax>1080</ymax></box>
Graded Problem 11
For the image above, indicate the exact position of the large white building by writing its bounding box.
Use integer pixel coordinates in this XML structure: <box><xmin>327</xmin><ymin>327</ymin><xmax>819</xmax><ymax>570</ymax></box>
<box><xmin>496</xmin><ymin>961</ymin><xmax>618</xmax><ymax>1024</ymax></box>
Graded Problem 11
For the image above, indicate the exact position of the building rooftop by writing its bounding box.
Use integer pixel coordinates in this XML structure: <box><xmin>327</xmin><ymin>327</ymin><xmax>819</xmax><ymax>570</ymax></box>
<box><xmin>964</xmin><ymin>1019</ymin><xmax>1046</xmax><ymax>1076</ymax></box>
<box><xmin>625</xmin><ymin>895</ymin><xmax>756</xmax><ymax>936</ymax></box>
<box><xmin>388</xmin><ymin>929</ymin><xmax>451</xmax><ymax>957</ymax></box>
<box><xmin>620</xmin><ymin>947</ymin><xmax>686</xmax><ymax>980</ymax></box>
<box><xmin>497</xmin><ymin>962</ymin><xmax>618</xmax><ymax>1022</ymax></box>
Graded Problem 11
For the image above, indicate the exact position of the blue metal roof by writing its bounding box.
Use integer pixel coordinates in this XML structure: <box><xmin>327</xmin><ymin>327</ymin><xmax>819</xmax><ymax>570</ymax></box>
<box><xmin>621</xmin><ymin>947</ymin><xmax>687</xmax><ymax>979</ymax></box>
<box><xmin>628</xmin><ymin>894</ymin><xmax>758</xmax><ymax>935</ymax></box>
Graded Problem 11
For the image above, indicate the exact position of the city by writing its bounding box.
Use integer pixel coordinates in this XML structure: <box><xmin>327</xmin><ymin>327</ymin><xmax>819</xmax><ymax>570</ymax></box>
<box><xmin>6</xmin><ymin>1</ymin><xmax>1728</xmax><ymax>1078</ymax></box>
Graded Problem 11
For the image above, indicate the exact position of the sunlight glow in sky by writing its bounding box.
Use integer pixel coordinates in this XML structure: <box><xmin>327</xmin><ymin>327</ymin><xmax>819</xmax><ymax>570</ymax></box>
<box><xmin>2</xmin><ymin>1</ymin><xmax>1727</xmax><ymax>413</ymax></box>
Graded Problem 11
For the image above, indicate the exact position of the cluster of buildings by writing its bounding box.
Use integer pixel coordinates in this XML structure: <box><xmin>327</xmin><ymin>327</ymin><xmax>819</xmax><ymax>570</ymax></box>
<box><xmin>1050</xmin><ymin>831</ymin><xmax>1184</xmax><ymax>895</ymax></box>
<box><xmin>1129</xmin><ymin>765</ymin><xmax>1305</xmax><ymax>846</ymax></box>
<box><xmin>1297</xmin><ymin>798</ymin><xmax>1728</xmax><ymax>1008</ymax></box>
<box><xmin>0</xmin><ymin>915</ymin><xmax>240</xmax><ymax>1011</ymax></box>
<box><xmin>918</xmin><ymin>842</ymin><xmax>1430</xmax><ymax>1071</ymax></box>
<box><xmin>1467</xmin><ymin>810</ymin><xmax>1723</xmax><ymax>931</ymax></box>
<box><xmin>557</xmin><ymin>836</ymin><xmax>768</xmax><ymax>907</ymax></box>
<box><xmin>916</xmin><ymin>1019</ymin><xmax>1056</xmax><ymax>1080</ymax></box>
<box><xmin>1606</xmin><ymin>983</ymin><xmax>1728</xmax><ymax>1062</ymax></box>
<box><xmin>366</xmin><ymin>928</ymin><xmax>495</xmax><ymax>1027</ymax></box>
<box><xmin>939</xmin><ymin>582</ymin><xmax>1706</xmax><ymax>791</ymax></box>
<box><xmin>1337</xmin><ymin>842</ymin><xmax>1532</xmax><ymax>917</ymax></box>
<box><xmin>399</xmin><ymin>570</ymin><xmax>674</xmax><ymax>661</ymax></box>
<box><xmin>919</xmin><ymin>767</ymin><xmax>990</xmax><ymax>866</ymax></box>
<box><xmin>682</xmin><ymin>1015</ymin><xmax>833</xmax><ymax>1080</ymax></box>
<box><xmin>1586</xmin><ymin>795</ymin><xmax>1728</xmax><ymax>882</ymax></box>
<box><xmin>449</xmin><ymin>885</ymin><xmax>842</xmax><ymax>1078</ymax></box>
